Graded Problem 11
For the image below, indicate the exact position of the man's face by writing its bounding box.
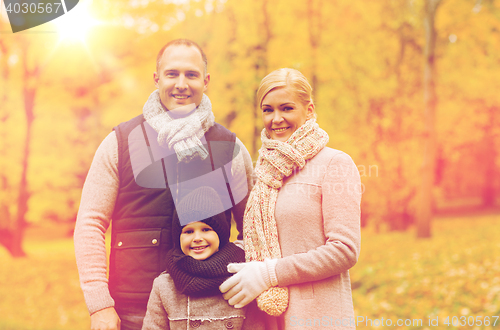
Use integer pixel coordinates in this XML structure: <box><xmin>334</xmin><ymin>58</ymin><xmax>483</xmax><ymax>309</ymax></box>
<box><xmin>154</xmin><ymin>45</ymin><xmax>210</xmax><ymax>111</ymax></box>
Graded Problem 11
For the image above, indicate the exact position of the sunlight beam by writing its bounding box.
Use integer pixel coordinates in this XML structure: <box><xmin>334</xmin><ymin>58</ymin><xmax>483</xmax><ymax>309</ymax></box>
<box><xmin>52</xmin><ymin>1</ymin><xmax>99</xmax><ymax>44</ymax></box>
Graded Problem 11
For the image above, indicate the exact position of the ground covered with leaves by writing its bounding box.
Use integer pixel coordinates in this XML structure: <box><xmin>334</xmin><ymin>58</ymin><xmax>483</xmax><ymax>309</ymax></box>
<box><xmin>351</xmin><ymin>214</ymin><xmax>500</xmax><ymax>329</ymax></box>
<box><xmin>0</xmin><ymin>214</ymin><xmax>498</xmax><ymax>329</ymax></box>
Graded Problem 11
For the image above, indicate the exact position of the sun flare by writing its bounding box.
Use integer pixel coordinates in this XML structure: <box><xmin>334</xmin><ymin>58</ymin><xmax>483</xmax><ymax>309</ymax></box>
<box><xmin>52</xmin><ymin>1</ymin><xmax>99</xmax><ymax>44</ymax></box>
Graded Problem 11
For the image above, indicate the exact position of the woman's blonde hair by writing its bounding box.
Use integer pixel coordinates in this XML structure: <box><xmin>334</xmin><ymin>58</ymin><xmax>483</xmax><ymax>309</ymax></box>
<box><xmin>257</xmin><ymin>68</ymin><xmax>314</xmax><ymax>109</ymax></box>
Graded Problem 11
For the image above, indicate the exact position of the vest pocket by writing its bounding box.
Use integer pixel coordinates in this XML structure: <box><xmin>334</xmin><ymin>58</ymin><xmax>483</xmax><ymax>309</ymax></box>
<box><xmin>112</xmin><ymin>228</ymin><xmax>163</xmax><ymax>296</ymax></box>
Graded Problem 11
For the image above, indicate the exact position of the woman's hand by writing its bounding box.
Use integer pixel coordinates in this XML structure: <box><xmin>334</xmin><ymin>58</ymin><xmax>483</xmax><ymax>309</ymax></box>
<box><xmin>219</xmin><ymin>261</ymin><xmax>272</xmax><ymax>308</ymax></box>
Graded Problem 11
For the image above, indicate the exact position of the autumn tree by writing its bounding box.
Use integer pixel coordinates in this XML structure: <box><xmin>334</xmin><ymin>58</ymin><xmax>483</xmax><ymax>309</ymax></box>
<box><xmin>435</xmin><ymin>0</ymin><xmax>500</xmax><ymax>210</ymax></box>
<box><xmin>2</xmin><ymin>0</ymin><xmax>499</xmax><ymax>248</ymax></box>
<box><xmin>414</xmin><ymin>0</ymin><xmax>440</xmax><ymax>237</ymax></box>
<box><xmin>0</xmin><ymin>32</ymin><xmax>46</xmax><ymax>257</ymax></box>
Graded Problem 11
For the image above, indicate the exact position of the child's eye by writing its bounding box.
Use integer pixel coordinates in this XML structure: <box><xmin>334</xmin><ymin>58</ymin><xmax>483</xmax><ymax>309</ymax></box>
<box><xmin>183</xmin><ymin>229</ymin><xmax>193</xmax><ymax>234</ymax></box>
<box><xmin>202</xmin><ymin>227</ymin><xmax>213</xmax><ymax>232</ymax></box>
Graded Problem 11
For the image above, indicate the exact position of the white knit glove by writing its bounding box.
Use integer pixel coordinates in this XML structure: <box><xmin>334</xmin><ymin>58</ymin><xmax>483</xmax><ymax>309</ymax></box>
<box><xmin>233</xmin><ymin>239</ymin><xmax>244</xmax><ymax>250</ymax></box>
<box><xmin>219</xmin><ymin>259</ymin><xmax>278</xmax><ymax>308</ymax></box>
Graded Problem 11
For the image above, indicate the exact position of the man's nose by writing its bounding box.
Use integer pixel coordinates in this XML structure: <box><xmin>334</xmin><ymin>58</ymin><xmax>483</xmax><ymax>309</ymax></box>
<box><xmin>175</xmin><ymin>74</ymin><xmax>188</xmax><ymax>89</ymax></box>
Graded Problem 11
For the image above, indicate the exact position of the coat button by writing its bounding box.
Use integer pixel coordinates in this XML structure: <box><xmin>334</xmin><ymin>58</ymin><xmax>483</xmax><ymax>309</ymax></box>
<box><xmin>225</xmin><ymin>320</ymin><xmax>234</xmax><ymax>329</ymax></box>
<box><xmin>152</xmin><ymin>239</ymin><xmax>158</xmax><ymax>244</ymax></box>
<box><xmin>117</xmin><ymin>242</ymin><xmax>123</xmax><ymax>247</ymax></box>
<box><xmin>190</xmin><ymin>320</ymin><xmax>201</xmax><ymax>328</ymax></box>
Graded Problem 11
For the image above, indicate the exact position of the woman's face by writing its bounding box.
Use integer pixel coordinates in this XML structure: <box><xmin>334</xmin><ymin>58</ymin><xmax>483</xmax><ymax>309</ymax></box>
<box><xmin>261</xmin><ymin>87</ymin><xmax>314</xmax><ymax>142</ymax></box>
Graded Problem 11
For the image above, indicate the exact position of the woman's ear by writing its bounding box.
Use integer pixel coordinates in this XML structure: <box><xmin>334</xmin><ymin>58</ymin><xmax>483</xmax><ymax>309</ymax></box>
<box><xmin>306</xmin><ymin>102</ymin><xmax>315</xmax><ymax>119</ymax></box>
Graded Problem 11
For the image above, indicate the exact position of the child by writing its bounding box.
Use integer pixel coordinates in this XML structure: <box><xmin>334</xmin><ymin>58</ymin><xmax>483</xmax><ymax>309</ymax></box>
<box><xmin>142</xmin><ymin>187</ymin><xmax>265</xmax><ymax>330</ymax></box>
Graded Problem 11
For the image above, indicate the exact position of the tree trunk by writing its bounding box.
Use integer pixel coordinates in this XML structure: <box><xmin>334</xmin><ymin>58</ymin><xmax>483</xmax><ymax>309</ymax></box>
<box><xmin>0</xmin><ymin>36</ymin><xmax>15</xmax><ymax>255</ymax></box>
<box><xmin>12</xmin><ymin>84</ymin><xmax>35</xmax><ymax>257</ymax></box>
<box><xmin>481</xmin><ymin>106</ymin><xmax>497</xmax><ymax>207</ymax></box>
<box><xmin>251</xmin><ymin>0</ymin><xmax>271</xmax><ymax>158</ymax></box>
<box><xmin>417</xmin><ymin>0</ymin><xmax>440</xmax><ymax>238</ymax></box>
<box><xmin>8</xmin><ymin>42</ymin><xmax>39</xmax><ymax>257</ymax></box>
<box><xmin>307</xmin><ymin>0</ymin><xmax>322</xmax><ymax>101</ymax></box>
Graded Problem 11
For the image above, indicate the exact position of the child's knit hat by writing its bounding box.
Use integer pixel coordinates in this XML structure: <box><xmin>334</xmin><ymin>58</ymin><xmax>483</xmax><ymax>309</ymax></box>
<box><xmin>167</xmin><ymin>186</ymin><xmax>243</xmax><ymax>296</ymax></box>
<box><xmin>172</xmin><ymin>186</ymin><xmax>231</xmax><ymax>248</ymax></box>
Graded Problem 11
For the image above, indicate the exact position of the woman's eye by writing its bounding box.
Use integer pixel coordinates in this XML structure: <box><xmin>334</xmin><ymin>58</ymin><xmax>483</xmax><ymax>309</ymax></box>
<box><xmin>262</xmin><ymin>108</ymin><xmax>273</xmax><ymax>113</ymax></box>
<box><xmin>284</xmin><ymin>107</ymin><xmax>293</xmax><ymax>111</ymax></box>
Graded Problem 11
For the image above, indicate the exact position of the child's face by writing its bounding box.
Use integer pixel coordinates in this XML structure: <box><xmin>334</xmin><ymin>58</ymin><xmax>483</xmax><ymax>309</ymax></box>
<box><xmin>180</xmin><ymin>221</ymin><xmax>220</xmax><ymax>260</ymax></box>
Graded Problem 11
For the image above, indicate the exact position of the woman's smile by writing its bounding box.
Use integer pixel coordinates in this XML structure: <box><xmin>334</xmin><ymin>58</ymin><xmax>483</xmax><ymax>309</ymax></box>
<box><xmin>272</xmin><ymin>127</ymin><xmax>289</xmax><ymax>133</ymax></box>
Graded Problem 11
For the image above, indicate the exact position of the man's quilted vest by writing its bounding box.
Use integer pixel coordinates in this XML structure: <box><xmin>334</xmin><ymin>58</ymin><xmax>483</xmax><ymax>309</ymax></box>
<box><xmin>109</xmin><ymin>114</ymin><xmax>237</xmax><ymax>304</ymax></box>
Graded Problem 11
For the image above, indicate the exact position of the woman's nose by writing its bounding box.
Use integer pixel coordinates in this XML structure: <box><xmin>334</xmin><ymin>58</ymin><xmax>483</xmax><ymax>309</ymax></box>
<box><xmin>272</xmin><ymin>111</ymin><xmax>284</xmax><ymax>124</ymax></box>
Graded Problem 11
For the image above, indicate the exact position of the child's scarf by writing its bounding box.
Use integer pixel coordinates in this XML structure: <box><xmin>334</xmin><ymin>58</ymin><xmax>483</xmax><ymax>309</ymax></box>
<box><xmin>166</xmin><ymin>243</ymin><xmax>245</xmax><ymax>297</ymax></box>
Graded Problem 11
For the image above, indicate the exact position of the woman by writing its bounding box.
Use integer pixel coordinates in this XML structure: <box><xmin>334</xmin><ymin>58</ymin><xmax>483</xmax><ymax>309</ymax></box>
<box><xmin>220</xmin><ymin>68</ymin><xmax>361</xmax><ymax>329</ymax></box>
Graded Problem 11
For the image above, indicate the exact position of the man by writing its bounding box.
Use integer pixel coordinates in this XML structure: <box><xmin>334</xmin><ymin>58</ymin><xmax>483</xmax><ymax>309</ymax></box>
<box><xmin>74</xmin><ymin>39</ymin><xmax>253</xmax><ymax>330</ymax></box>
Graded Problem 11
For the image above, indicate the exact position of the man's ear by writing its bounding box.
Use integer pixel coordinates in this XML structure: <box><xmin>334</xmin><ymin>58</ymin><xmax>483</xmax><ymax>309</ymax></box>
<box><xmin>153</xmin><ymin>72</ymin><xmax>159</xmax><ymax>88</ymax></box>
<box><xmin>203</xmin><ymin>73</ymin><xmax>211</xmax><ymax>92</ymax></box>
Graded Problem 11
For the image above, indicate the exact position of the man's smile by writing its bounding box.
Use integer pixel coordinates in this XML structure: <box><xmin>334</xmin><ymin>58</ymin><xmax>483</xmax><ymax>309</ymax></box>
<box><xmin>172</xmin><ymin>94</ymin><xmax>190</xmax><ymax>99</ymax></box>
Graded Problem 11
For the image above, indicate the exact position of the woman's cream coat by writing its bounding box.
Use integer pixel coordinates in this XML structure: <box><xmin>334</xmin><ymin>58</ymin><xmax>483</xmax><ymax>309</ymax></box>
<box><xmin>266</xmin><ymin>148</ymin><xmax>361</xmax><ymax>330</ymax></box>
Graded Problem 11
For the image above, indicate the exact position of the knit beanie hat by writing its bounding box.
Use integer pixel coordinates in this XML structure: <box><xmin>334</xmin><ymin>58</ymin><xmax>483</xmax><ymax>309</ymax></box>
<box><xmin>172</xmin><ymin>186</ymin><xmax>231</xmax><ymax>249</ymax></box>
<box><xmin>166</xmin><ymin>186</ymin><xmax>243</xmax><ymax>296</ymax></box>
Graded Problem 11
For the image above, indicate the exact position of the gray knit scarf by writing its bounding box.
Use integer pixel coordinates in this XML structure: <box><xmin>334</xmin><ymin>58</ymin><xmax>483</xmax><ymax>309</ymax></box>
<box><xmin>143</xmin><ymin>90</ymin><xmax>215</xmax><ymax>163</ymax></box>
<box><xmin>166</xmin><ymin>243</ymin><xmax>245</xmax><ymax>297</ymax></box>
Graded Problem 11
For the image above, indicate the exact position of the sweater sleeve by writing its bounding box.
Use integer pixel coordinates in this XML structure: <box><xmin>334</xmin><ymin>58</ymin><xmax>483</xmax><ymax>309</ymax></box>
<box><xmin>230</xmin><ymin>138</ymin><xmax>254</xmax><ymax>240</ymax></box>
<box><xmin>274</xmin><ymin>152</ymin><xmax>361</xmax><ymax>287</ymax></box>
<box><xmin>74</xmin><ymin>131</ymin><xmax>119</xmax><ymax>315</ymax></box>
<box><xmin>142</xmin><ymin>278</ymin><xmax>170</xmax><ymax>330</ymax></box>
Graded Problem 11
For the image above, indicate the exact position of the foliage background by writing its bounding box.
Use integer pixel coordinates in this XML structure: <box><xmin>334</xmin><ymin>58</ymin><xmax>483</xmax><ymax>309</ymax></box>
<box><xmin>0</xmin><ymin>0</ymin><xmax>499</xmax><ymax>328</ymax></box>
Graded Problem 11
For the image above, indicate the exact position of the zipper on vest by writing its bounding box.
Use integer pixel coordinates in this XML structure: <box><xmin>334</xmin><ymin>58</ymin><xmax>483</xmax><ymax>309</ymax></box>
<box><xmin>206</xmin><ymin>140</ymin><xmax>236</xmax><ymax>207</ymax></box>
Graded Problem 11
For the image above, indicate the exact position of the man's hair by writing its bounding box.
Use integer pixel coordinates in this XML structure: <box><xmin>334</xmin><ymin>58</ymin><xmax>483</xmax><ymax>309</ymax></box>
<box><xmin>156</xmin><ymin>39</ymin><xmax>208</xmax><ymax>76</ymax></box>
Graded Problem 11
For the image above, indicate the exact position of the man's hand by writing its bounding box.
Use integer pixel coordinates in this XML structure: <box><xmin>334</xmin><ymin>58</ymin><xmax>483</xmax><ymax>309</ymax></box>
<box><xmin>219</xmin><ymin>261</ymin><xmax>271</xmax><ymax>308</ymax></box>
<box><xmin>90</xmin><ymin>307</ymin><xmax>121</xmax><ymax>330</ymax></box>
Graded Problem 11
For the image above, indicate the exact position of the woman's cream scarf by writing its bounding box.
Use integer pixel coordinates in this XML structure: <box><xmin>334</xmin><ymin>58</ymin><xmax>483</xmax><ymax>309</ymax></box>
<box><xmin>243</xmin><ymin>118</ymin><xmax>329</xmax><ymax>316</ymax></box>
<box><xmin>143</xmin><ymin>90</ymin><xmax>215</xmax><ymax>163</ymax></box>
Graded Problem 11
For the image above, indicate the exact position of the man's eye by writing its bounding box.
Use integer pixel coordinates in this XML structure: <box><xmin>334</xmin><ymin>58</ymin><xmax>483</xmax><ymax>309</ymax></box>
<box><xmin>166</xmin><ymin>73</ymin><xmax>177</xmax><ymax>77</ymax></box>
<box><xmin>186</xmin><ymin>73</ymin><xmax>197</xmax><ymax>78</ymax></box>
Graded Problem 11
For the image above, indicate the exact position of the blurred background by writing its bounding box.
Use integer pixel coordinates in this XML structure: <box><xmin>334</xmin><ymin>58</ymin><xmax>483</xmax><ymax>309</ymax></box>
<box><xmin>0</xmin><ymin>0</ymin><xmax>499</xmax><ymax>329</ymax></box>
